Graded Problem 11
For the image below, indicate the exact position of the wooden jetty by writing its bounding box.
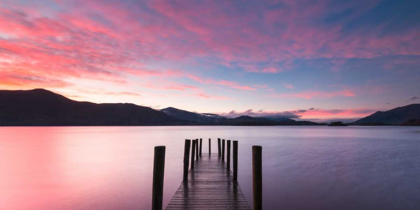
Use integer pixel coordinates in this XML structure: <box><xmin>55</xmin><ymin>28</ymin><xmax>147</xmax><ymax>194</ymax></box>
<box><xmin>166</xmin><ymin>154</ymin><xmax>249</xmax><ymax>210</ymax></box>
<box><xmin>152</xmin><ymin>138</ymin><xmax>262</xmax><ymax>210</ymax></box>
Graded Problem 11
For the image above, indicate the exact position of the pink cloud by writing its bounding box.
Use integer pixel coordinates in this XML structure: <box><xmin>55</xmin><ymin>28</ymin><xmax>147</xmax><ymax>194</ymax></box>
<box><xmin>140</xmin><ymin>81</ymin><xmax>228</xmax><ymax>100</ymax></box>
<box><xmin>268</xmin><ymin>89</ymin><xmax>356</xmax><ymax>99</ymax></box>
<box><xmin>73</xmin><ymin>89</ymin><xmax>141</xmax><ymax>97</ymax></box>
<box><xmin>299</xmin><ymin>108</ymin><xmax>377</xmax><ymax>119</ymax></box>
<box><xmin>283</xmin><ymin>84</ymin><xmax>295</xmax><ymax>89</ymax></box>
<box><xmin>0</xmin><ymin>0</ymin><xmax>417</xmax><ymax>110</ymax></box>
<box><xmin>262</xmin><ymin>67</ymin><xmax>280</xmax><ymax>73</ymax></box>
<box><xmin>253</xmin><ymin>84</ymin><xmax>268</xmax><ymax>89</ymax></box>
<box><xmin>213</xmin><ymin>80</ymin><xmax>256</xmax><ymax>91</ymax></box>
<box><xmin>141</xmin><ymin>83</ymin><xmax>198</xmax><ymax>92</ymax></box>
<box><xmin>0</xmin><ymin>0</ymin><xmax>418</xmax><ymax>74</ymax></box>
<box><xmin>165</xmin><ymin>84</ymin><xmax>198</xmax><ymax>91</ymax></box>
<box><xmin>158</xmin><ymin>0</ymin><xmax>381</xmax><ymax>63</ymax></box>
<box><xmin>193</xmin><ymin>93</ymin><xmax>229</xmax><ymax>100</ymax></box>
<box><xmin>244</xmin><ymin>66</ymin><xmax>284</xmax><ymax>74</ymax></box>
<box><xmin>186</xmin><ymin>74</ymin><xmax>256</xmax><ymax>91</ymax></box>
<box><xmin>0</xmin><ymin>73</ymin><xmax>70</xmax><ymax>89</ymax></box>
<box><xmin>0</xmin><ymin>0</ymin><xmax>418</xmax><ymax>89</ymax></box>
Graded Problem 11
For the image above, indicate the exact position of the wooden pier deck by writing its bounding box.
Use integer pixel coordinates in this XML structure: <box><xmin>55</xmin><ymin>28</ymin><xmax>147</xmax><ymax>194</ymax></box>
<box><xmin>166</xmin><ymin>154</ymin><xmax>251</xmax><ymax>210</ymax></box>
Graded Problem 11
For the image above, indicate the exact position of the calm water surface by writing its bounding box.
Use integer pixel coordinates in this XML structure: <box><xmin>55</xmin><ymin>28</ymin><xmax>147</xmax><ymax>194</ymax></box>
<box><xmin>0</xmin><ymin>126</ymin><xmax>419</xmax><ymax>210</ymax></box>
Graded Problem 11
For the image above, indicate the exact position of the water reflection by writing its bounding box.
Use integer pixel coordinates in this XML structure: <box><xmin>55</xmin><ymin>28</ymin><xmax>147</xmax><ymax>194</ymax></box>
<box><xmin>0</xmin><ymin>126</ymin><xmax>419</xmax><ymax>210</ymax></box>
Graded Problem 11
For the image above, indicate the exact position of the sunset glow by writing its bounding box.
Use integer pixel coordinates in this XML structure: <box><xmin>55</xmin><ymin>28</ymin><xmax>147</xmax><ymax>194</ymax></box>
<box><xmin>0</xmin><ymin>0</ymin><xmax>419</xmax><ymax>120</ymax></box>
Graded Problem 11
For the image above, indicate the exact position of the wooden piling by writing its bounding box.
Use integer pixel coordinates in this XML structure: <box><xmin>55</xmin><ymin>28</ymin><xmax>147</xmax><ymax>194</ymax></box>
<box><xmin>195</xmin><ymin>139</ymin><xmax>199</xmax><ymax>160</ymax></box>
<box><xmin>222</xmin><ymin>139</ymin><xmax>225</xmax><ymax>161</ymax></box>
<box><xmin>252</xmin><ymin>146</ymin><xmax>262</xmax><ymax>210</ymax></box>
<box><xmin>233</xmin><ymin>141</ymin><xmax>238</xmax><ymax>181</ymax></box>
<box><xmin>218</xmin><ymin>138</ymin><xmax>221</xmax><ymax>157</ymax></box>
<box><xmin>209</xmin><ymin>138</ymin><xmax>211</xmax><ymax>154</ymax></box>
<box><xmin>183</xmin><ymin>140</ymin><xmax>191</xmax><ymax>181</ymax></box>
<box><xmin>152</xmin><ymin>146</ymin><xmax>166</xmax><ymax>210</ymax></box>
<box><xmin>191</xmin><ymin>140</ymin><xmax>196</xmax><ymax>169</ymax></box>
<box><xmin>227</xmin><ymin>140</ymin><xmax>231</xmax><ymax>170</ymax></box>
<box><xmin>199</xmin><ymin>138</ymin><xmax>202</xmax><ymax>156</ymax></box>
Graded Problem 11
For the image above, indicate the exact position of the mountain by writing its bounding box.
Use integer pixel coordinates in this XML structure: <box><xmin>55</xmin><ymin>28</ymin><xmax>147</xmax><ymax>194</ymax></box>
<box><xmin>352</xmin><ymin>104</ymin><xmax>420</xmax><ymax>125</ymax></box>
<box><xmin>328</xmin><ymin>121</ymin><xmax>348</xmax><ymax>126</ymax></box>
<box><xmin>0</xmin><ymin>88</ymin><xmax>324</xmax><ymax>126</ymax></box>
<box><xmin>223</xmin><ymin>116</ymin><xmax>277</xmax><ymax>125</ymax></box>
<box><xmin>265</xmin><ymin>117</ymin><xmax>295</xmax><ymax>122</ymax></box>
<box><xmin>401</xmin><ymin>119</ymin><xmax>420</xmax><ymax>126</ymax></box>
<box><xmin>161</xmin><ymin>107</ymin><xmax>321</xmax><ymax>126</ymax></box>
<box><xmin>161</xmin><ymin>107</ymin><xmax>225</xmax><ymax>124</ymax></box>
<box><xmin>224</xmin><ymin>116</ymin><xmax>322</xmax><ymax>126</ymax></box>
<box><xmin>0</xmin><ymin>89</ymin><xmax>181</xmax><ymax>126</ymax></box>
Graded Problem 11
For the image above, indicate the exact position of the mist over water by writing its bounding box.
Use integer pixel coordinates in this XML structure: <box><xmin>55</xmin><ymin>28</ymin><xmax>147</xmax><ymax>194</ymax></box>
<box><xmin>0</xmin><ymin>126</ymin><xmax>419</xmax><ymax>210</ymax></box>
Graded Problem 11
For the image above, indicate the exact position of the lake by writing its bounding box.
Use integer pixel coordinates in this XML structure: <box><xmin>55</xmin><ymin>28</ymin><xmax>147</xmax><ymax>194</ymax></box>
<box><xmin>0</xmin><ymin>126</ymin><xmax>419</xmax><ymax>210</ymax></box>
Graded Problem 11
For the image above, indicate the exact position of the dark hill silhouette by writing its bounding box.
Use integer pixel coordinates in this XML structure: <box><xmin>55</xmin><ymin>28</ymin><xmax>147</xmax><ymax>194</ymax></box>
<box><xmin>224</xmin><ymin>116</ymin><xmax>276</xmax><ymax>125</ymax></box>
<box><xmin>161</xmin><ymin>107</ymin><xmax>225</xmax><ymax>124</ymax></box>
<box><xmin>266</xmin><ymin>116</ymin><xmax>296</xmax><ymax>122</ymax></box>
<box><xmin>224</xmin><ymin>115</ymin><xmax>277</xmax><ymax>125</ymax></box>
<box><xmin>0</xmin><ymin>89</ymin><xmax>181</xmax><ymax>126</ymax></box>
<box><xmin>0</xmin><ymin>89</ymin><xmax>324</xmax><ymax>126</ymax></box>
<box><xmin>328</xmin><ymin>121</ymin><xmax>348</xmax><ymax>126</ymax></box>
<box><xmin>161</xmin><ymin>108</ymin><xmax>320</xmax><ymax>125</ymax></box>
<box><xmin>352</xmin><ymin>104</ymin><xmax>420</xmax><ymax>125</ymax></box>
<box><xmin>223</xmin><ymin>116</ymin><xmax>321</xmax><ymax>126</ymax></box>
<box><xmin>401</xmin><ymin>119</ymin><xmax>420</xmax><ymax>126</ymax></box>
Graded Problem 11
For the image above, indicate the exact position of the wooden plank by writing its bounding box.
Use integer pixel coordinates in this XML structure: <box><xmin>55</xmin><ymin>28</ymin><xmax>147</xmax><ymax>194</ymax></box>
<box><xmin>166</xmin><ymin>154</ymin><xmax>251</xmax><ymax>210</ymax></box>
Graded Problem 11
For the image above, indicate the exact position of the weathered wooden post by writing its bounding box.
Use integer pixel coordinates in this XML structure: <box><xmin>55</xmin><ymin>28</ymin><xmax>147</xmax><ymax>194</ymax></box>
<box><xmin>152</xmin><ymin>146</ymin><xmax>166</xmax><ymax>210</ymax></box>
<box><xmin>233</xmin><ymin>141</ymin><xmax>238</xmax><ymax>181</ymax></box>
<box><xmin>199</xmin><ymin>138</ymin><xmax>202</xmax><ymax>156</ymax></box>
<box><xmin>209</xmin><ymin>138</ymin><xmax>211</xmax><ymax>154</ymax></box>
<box><xmin>222</xmin><ymin>139</ymin><xmax>225</xmax><ymax>161</ymax></box>
<box><xmin>218</xmin><ymin>138</ymin><xmax>221</xmax><ymax>157</ymax></box>
<box><xmin>227</xmin><ymin>140</ymin><xmax>231</xmax><ymax>170</ymax></box>
<box><xmin>191</xmin><ymin>140</ymin><xmax>196</xmax><ymax>169</ymax></box>
<box><xmin>183</xmin><ymin>140</ymin><xmax>191</xmax><ymax>181</ymax></box>
<box><xmin>195</xmin><ymin>139</ymin><xmax>199</xmax><ymax>160</ymax></box>
<box><xmin>252</xmin><ymin>146</ymin><xmax>262</xmax><ymax>210</ymax></box>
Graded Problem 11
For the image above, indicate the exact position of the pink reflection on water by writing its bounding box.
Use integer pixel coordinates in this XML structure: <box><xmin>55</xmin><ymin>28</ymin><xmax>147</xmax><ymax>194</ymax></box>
<box><xmin>3</xmin><ymin>126</ymin><xmax>417</xmax><ymax>210</ymax></box>
<box><xmin>0</xmin><ymin>127</ymin><xmax>174</xmax><ymax>210</ymax></box>
<box><xmin>0</xmin><ymin>128</ymin><xmax>66</xmax><ymax>209</ymax></box>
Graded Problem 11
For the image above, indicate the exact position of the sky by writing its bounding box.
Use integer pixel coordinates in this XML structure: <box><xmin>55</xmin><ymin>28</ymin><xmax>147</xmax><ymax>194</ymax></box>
<box><xmin>0</xmin><ymin>0</ymin><xmax>419</xmax><ymax>121</ymax></box>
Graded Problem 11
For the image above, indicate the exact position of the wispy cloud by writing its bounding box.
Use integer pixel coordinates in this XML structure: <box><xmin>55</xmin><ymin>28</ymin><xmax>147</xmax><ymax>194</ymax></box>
<box><xmin>221</xmin><ymin>109</ymin><xmax>304</xmax><ymax>119</ymax></box>
<box><xmin>142</xmin><ymin>83</ymin><xmax>198</xmax><ymax>92</ymax></box>
<box><xmin>186</xmin><ymin>75</ymin><xmax>256</xmax><ymax>91</ymax></box>
<box><xmin>221</xmin><ymin>107</ymin><xmax>376</xmax><ymax>120</ymax></box>
<box><xmin>193</xmin><ymin>93</ymin><xmax>229</xmax><ymax>100</ymax></box>
<box><xmin>0</xmin><ymin>0</ymin><xmax>418</xmax><ymax>112</ymax></box>
<box><xmin>253</xmin><ymin>84</ymin><xmax>268</xmax><ymax>89</ymax></box>
<box><xmin>283</xmin><ymin>84</ymin><xmax>295</xmax><ymax>89</ymax></box>
<box><xmin>247</xmin><ymin>67</ymin><xmax>283</xmax><ymax>73</ymax></box>
<box><xmin>267</xmin><ymin>89</ymin><xmax>356</xmax><ymax>99</ymax></box>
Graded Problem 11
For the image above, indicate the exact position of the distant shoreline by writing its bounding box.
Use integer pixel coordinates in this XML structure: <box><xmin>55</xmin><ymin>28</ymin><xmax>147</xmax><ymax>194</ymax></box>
<box><xmin>1</xmin><ymin>89</ymin><xmax>419</xmax><ymax>127</ymax></box>
<box><xmin>0</xmin><ymin>124</ymin><xmax>414</xmax><ymax>127</ymax></box>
